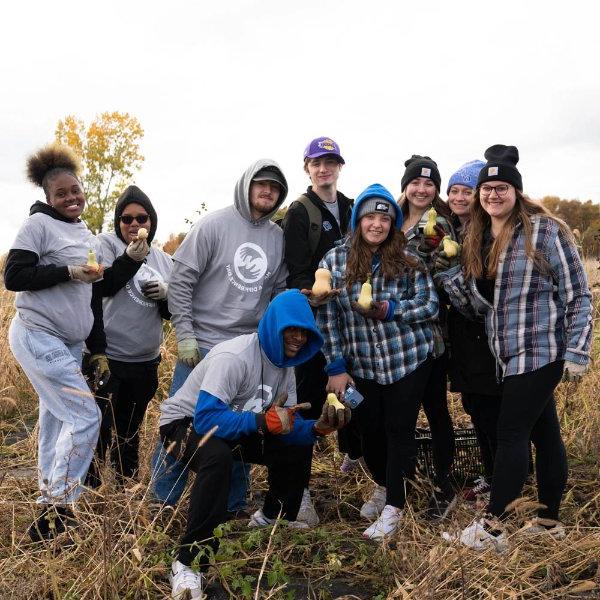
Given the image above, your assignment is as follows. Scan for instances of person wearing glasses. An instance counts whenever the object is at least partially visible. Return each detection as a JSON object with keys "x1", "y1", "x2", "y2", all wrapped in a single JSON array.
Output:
[
  {"x1": 160, "y1": 290, "x2": 350, "y2": 598},
  {"x1": 398, "y1": 156, "x2": 458, "y2": 520},
  {"x1": 436, "y1": 145, "x2": 592, "y2": 551},
  {"x1": 89, "y1": 185, "x2": 173, "y2": 484}
]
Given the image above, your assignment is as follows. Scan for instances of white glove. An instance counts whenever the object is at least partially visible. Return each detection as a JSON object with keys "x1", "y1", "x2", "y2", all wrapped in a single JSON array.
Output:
[
  {"x1": 178, "y1": 338, "x2": 200, "y2": 367},
  {"x1": 562, "y1": 361, "x2": 588, "y2": 383},
  {"x1": 68, "y1": 265, "x2": 104, "y2": 283},
  {"x1": 126, "y1": 238, "x2": 150, "y2": 262},
  {"x1": 142, "y1": 280, "x2": 168, "y2": 300}
]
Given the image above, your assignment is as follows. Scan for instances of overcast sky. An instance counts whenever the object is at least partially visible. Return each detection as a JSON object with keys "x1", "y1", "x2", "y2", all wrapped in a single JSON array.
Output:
[{"x1": 1, "y1": 0, "x2": 599, "y2": 251}]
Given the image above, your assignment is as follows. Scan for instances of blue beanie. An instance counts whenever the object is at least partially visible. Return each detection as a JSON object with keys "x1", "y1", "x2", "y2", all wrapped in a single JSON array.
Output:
[
  {"x1": 446, "y1": 160, "x2": 486, "y2": 194},
  {"x1": 350, "y1": 183, "x2": 403, "y2": 231}
]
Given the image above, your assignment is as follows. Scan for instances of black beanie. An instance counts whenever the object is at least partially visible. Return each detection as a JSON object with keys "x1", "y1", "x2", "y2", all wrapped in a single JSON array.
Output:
[
  {"x1": 477, "y1": 144, "x2": 523, "y2": 191},
  {"x1": 114, "y1": 185, "x2": 158, "y2": 243},
  {"x1": 401, "y1": 155, "x2": 442, "y2": 192}
]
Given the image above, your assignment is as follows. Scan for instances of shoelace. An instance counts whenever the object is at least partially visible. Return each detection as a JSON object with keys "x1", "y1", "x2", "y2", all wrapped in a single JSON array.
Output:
[{"x1": 176, "y1": 567, "x2": 202, "y2": 588}]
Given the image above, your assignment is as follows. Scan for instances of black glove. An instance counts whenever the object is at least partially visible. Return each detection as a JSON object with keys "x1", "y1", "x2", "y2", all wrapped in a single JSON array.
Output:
[
  {"x1": 89, "y1": 353, "x2": 114, "y2": 396},
  {"x1": 314, "y1": 398, "x2": 351, "y2": 436}
]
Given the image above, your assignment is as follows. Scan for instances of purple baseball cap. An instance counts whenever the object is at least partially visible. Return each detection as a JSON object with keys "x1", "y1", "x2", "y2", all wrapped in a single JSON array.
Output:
[{"x1": 303, "y1": 136, "x2": 345, "y2": 164}]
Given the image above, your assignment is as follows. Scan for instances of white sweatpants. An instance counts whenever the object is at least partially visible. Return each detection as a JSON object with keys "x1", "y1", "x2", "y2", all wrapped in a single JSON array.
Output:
[{"x1": 9, "y1": 316, "x2": 100, "y2": 504}]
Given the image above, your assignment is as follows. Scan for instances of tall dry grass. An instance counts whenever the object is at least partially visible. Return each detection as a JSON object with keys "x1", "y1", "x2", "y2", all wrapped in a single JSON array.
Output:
[{"x1": 0, "y1": 262, "x2": 599, "y2": 599}]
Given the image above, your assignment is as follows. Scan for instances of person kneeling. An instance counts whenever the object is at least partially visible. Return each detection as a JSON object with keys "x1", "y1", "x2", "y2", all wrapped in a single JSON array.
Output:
[{"x1": 158, "y1": 289, "x2": 350, "y2": 599}]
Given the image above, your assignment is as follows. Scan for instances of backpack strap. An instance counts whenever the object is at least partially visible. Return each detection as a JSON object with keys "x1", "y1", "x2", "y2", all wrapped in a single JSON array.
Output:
[{"x1": 284, "y1": 194, "x2": 322, "y2": 258}]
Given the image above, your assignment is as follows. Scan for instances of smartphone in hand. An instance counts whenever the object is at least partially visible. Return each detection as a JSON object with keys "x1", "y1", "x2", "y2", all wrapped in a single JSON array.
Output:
[{"x1": 344, "y1": 385, "x2": 364, "y2": 409}]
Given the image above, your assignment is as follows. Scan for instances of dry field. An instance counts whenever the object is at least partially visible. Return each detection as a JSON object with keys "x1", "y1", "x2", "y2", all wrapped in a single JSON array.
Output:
[{"x1": 0, "y1": 261, "x2": 599, "y2": 599}]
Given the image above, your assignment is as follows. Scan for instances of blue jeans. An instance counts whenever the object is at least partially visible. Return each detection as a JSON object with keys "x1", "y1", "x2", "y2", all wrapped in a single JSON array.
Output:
[{"x1": 150, "y1": 358, "x2": 250, "y2": 511}]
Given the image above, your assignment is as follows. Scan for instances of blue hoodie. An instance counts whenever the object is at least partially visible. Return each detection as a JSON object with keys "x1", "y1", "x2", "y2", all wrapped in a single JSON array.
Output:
[
  {"x1": 193, "y1": 290, "x2": 324, "y2": 444},
  {"x1": 350, "y1": 183, "x2": 403, "y2": 232}
]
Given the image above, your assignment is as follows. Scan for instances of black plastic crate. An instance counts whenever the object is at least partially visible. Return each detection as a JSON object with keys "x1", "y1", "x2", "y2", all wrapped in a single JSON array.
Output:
[{"x1": 416, "y1": 426, "x2": 485, "y2": 484}]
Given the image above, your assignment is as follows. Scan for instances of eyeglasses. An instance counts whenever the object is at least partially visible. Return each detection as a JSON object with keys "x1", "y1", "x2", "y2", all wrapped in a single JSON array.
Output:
[
  {"x1": 120, "y1": 214, "x2": 149, "y2": 225},
  {"x1": 480, "y1": 184, "x2": 510, "y2": 197}
]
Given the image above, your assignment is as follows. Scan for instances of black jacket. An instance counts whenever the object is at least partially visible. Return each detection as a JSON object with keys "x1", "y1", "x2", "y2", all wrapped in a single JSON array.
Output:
[
  {"x1": 283, "y1": 187, "x2": 353, "y2": 290},
  {"x1": 447, "y1": 305, "x2": 501, "y2": 396}
]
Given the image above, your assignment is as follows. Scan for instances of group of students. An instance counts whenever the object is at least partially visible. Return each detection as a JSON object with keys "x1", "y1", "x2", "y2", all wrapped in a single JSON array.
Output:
[{"x1": 5, "y1": 137, "x2": 592, "y2": 599}]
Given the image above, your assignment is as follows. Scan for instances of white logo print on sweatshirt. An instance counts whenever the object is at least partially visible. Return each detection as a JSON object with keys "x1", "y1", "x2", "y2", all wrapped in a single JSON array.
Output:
[
  {"x1": 226, "y1": 242, "x2": 272, "y2": 292},
  {"x1": 233, "y1": 243, "x2": 267, "y2": 282}
]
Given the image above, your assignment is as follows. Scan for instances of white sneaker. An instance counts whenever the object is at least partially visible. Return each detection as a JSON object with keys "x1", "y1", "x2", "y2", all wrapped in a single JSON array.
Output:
[
  {"x1": 360, "y1": 485, "x2": 386, "y2": 520},
  {"x1": 247, "y1": 509, "x2": 309, "y2": 529},
  {"x1": 170, "y1": 560, "x2": 205, "y2": 599},
  {"x1": 443, "y1": 518, "x2": 508, "y2": 553},
  {"x1": 296, "y1": 488, "x2": 319, "y2": 527},
  {"x1": 363, "y1": 504, "x2": 403, "y2": 540},
  {"x1": 519, "y1": 518, "x2": 566, "y2": 540}
]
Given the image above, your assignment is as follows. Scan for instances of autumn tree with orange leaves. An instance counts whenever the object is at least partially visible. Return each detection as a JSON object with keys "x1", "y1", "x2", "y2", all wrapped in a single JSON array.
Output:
[{"x1": 55, "y1": 112, "x2": 144, "y2": 234}]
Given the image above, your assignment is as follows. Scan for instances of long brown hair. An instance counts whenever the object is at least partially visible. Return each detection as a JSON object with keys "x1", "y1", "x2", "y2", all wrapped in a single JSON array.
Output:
[
  {"x1": 398, "y1": 191, "x2": 453, "y2": 222},
  {"x1": 345, "y1": 224, "x2": 421, "y2": 290},
  {"x1": 462, "y1": 189, "x2": 573, "y2": 279}
]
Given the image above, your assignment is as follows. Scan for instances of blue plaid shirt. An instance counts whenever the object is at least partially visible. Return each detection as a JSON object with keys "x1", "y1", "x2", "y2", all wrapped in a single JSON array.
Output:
[
  {"x1": 435, "y1": 215, "x2": 592, "y2": 378},
  {"x1": 317, "y1": 243, "x2": 439, "y2": 385}
]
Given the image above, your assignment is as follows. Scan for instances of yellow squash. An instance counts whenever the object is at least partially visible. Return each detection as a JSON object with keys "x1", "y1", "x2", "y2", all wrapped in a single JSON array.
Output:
[
  {"x1": 356, "y1": 278, "x2": 373, "y2": 309},
  {"x1": 87, "y1": 249, "x2": 99, "y2": 271},
  {"x1": 441, "y1": 236, "x2": 460, "y2": 258},
  {"x1": 423, "y1": 207, "x2": 438, "y2": 236},
  {"x1": 326, "y1": 392, "x2": 345, "y2": 410},
  {"x1": 312, "y1": 268, "x2": 332, "y2": 296}
]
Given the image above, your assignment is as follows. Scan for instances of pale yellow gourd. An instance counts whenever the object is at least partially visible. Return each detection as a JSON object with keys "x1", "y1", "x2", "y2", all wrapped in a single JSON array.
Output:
[
  {"x1": 87, "y1": 249, "x2": 99, "y2": 271},
  {"x1": 326, "y1": 392, "x2": 345, "y2": 410},
  {"x1": 137, "y1": 227, "x2": 148, "y2": 240},
  {"x1": 423, "y1": 207, "x2": 438, "y2": 236},
  {"x1": 441, "y1": 236, "x2": 460, "y2": 258},
  {"x1": 312, "y1": 268, "x2": 332, "y2": 296},
  {"x1": 357, "y1": 279, "x2": 373, "y2": 309}
]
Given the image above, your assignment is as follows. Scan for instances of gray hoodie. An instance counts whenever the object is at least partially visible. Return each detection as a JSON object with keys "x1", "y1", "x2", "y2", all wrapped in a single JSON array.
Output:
[{"x1": 168, "y1": 159, "x2": 289, "y2": 349}]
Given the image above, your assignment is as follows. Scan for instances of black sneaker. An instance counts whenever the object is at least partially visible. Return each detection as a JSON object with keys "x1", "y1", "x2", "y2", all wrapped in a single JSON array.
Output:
[
  {"x1": 28, "y1": 505, "x2": 77, "y2": 543},
  {"x1": 426, "y1": 486, "x2": 457, "y2": 521}
]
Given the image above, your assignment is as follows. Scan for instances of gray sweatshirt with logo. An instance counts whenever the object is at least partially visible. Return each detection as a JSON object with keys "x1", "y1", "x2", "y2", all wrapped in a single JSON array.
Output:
[
  {"x1": 168, "y1": 159, "x2": 289, "y2": 349},
  {"x1": 98, "y1": 232, "x2": 173, "y2": 362}
]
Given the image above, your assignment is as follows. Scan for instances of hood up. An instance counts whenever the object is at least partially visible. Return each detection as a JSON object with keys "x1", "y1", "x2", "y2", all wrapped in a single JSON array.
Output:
[
  {"x1": 114, "y1": 185, "x2": 158, "y2": 243},
  {"x1": 258, "y1": 289, "x2": 323, "y2": 368},
  {"x1": 234, "y1": 159, "x2": 288, "y2": 223}
]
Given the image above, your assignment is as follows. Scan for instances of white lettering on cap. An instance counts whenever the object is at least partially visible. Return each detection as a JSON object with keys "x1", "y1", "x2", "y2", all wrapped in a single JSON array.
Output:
[
  {"x1": 488, "y1": 166, "x2": 499, "y2": 176},
  {"x1": 375, "y1": 202, "x2": 389, "y2": 212},
  {"x1": 421, "y1": 168, "x2": 431, "y2": 177}
]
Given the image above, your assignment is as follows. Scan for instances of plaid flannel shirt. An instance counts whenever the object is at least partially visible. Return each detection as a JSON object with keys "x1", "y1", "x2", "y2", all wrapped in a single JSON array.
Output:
[
  {"x1": 317, "y1": 243, "x2": 438, "y2": 385},
  {"x1": 404, "y1": 211, "x2": 456, "y2": 357},
  {"x1": 435, "y1": 215, "x2": 592, "y2": 378}
]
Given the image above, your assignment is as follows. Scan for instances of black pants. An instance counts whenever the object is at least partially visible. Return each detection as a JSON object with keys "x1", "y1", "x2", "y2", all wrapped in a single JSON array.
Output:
[
  {"x1": 89, "y1": 358, "x2": 159, "y2": 483},
  {"x1": 353, "y1": 358, "x2": 432, "y2": 509},
  {"x1": 296, "y1": 351, "x2": 363, "y2": 462},
  {"x1": 160, "y1": 418, "x2": 312, "y2": 569},
  {"x1": 461, "y1": 392, "x2": 502, "y2": 478},
  {"x1": 421, "y1": 352, "x2": 455, "y2": 487},
  {"x1": 488, "y1": 360, "x2": 567, "y2": 520}
]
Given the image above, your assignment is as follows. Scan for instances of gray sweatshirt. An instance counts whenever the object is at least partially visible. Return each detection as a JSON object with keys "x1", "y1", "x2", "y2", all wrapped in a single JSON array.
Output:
[
  {"x1": 168, "y1": 159, "x2": 289, "y2": 349},
  {"x1": 11, "y1": 213, "x2": 103, "y2": 344},
  {"x1": 98, "y1": 232, "x2": 173, "y2": 362}
]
